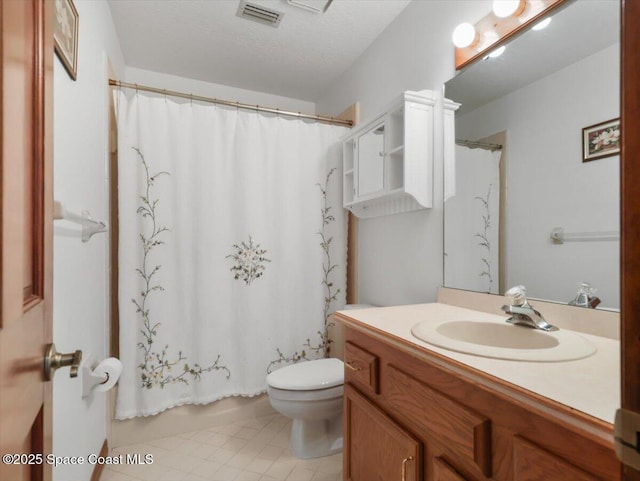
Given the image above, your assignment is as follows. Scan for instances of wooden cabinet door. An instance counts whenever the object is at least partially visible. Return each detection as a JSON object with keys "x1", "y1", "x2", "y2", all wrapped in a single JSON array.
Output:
[
  {"x1": 433, "y1": 457, "x2": 472, "y2": 481},
  {"x1": 0, "y1": 1, "x2": 54, "y2": 481},
  {"x1": 344, "y1": 384, "x2": 421, "y2": 481},
  {"x1": 513, "y1": 436, "x2": 600, "y2": 481}
]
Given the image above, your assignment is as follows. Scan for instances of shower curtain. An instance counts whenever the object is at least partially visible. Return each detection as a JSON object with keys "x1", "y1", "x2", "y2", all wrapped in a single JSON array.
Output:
[
  {"x1": 115, "y1": 89, "x2": 347, "y2": 419},
  {"x1": 444, "y1": 145, "x2": 501, "y2": 294}
]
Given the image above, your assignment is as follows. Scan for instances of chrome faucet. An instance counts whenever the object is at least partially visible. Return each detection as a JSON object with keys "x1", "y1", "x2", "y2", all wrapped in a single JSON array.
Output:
[
  {"x1": 501, "y1": 285, "x2": 557, "y2": 332},
  {"x1": 568, "y1": 282, "x2": 601, "y2": 309}
]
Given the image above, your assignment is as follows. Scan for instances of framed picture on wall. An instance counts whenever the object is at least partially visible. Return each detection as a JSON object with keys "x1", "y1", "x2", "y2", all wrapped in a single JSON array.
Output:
[
  {"x1": 582, "y1": 118, "x2": 620, "y2": 162},
  {"x1": 54, "y1": 0, "x2": 79, "y2": 80}
]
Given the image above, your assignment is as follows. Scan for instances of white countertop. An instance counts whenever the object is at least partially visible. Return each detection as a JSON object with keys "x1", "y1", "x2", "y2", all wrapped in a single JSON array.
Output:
[{"x1": 337, "y1": 302, "x2": 619, "y2": 425}]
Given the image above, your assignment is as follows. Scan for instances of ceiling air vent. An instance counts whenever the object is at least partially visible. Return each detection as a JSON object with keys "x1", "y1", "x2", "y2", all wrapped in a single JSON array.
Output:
[
  {"x1": 237, "y1": 1, "x2": 284, "y2": 27},
  {"x1": 287, "y1": 0, "x2": 334, "y2": 14}
]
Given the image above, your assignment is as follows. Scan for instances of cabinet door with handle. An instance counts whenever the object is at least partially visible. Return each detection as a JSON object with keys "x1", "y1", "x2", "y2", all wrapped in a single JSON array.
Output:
[
  {"x1": 356, "y1": 122, "x2": 385, "y2": 198},
  {"x1": 344, "y1": 384, "x2": 421, "y2": 481}
]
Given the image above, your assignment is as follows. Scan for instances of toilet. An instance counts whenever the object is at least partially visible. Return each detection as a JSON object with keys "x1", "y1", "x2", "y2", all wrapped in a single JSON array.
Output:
[
  {"x1": 266, "y1": 357, "x2": 344, "y2": 459},
  {"x1": 266, "y1": 304, "x2": 375, "y2": 459}
]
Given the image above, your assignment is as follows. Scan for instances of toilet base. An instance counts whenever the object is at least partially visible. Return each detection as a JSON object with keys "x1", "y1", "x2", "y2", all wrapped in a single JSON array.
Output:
[{"x1": 289, "y1": 413, "x2": 343, "y2": 459}]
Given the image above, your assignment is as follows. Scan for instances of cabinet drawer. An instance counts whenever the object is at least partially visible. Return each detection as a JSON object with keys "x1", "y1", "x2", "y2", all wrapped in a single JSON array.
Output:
[
  {"x1": 386, "y1": 365, "x2": 491, "y2": 477},
  {"x1": 513, "y1": 436, "x2": 600, "y2": 481},
  {"x1": 344, "y1": 341, "x2": 379, "y2": 394}
]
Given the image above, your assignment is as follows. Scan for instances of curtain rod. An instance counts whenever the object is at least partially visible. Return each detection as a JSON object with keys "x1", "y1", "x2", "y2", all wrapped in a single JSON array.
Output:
[
  {"x1": 108, "y1": 79, "x2": 353, "y2": 127},
  {"x1": 456, "y1": 138, "x2": 503, "y2": 151}
]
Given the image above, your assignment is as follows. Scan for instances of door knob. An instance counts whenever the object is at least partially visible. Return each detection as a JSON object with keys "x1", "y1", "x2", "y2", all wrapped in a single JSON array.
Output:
[{"x1": 44, "y1": 343, "x2": 82, "y2": 381}]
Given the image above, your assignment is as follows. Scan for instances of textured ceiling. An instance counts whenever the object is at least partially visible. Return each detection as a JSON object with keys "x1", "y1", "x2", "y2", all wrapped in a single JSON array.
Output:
[{"x1": 108, "y1": 0, "x2": 412, "y2": 101}]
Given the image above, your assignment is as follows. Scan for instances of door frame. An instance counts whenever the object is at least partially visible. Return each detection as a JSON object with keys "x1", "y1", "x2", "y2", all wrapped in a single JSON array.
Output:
[{"x1": 621, "y1": 0, "x2": 640, "y2": 478}]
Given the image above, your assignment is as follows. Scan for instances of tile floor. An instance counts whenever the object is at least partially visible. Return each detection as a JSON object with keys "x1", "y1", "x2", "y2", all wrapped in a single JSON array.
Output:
[{"x1": 102, "y1": 413, "x2": 343, "y2": 481}]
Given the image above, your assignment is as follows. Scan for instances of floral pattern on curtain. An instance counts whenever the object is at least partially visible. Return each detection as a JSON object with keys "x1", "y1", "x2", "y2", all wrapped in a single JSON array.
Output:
[
  {"x1": 444, "y1": 145, "x2": 502, "y2": 294},
  {"x1": 115, "y1": 89, "x2": 347, "y2": 418}
]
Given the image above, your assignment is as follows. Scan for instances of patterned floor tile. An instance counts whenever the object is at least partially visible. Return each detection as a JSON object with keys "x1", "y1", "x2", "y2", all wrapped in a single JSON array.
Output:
[{"x1": 103, "y1": 413, "x2": 343, "y2": 481}]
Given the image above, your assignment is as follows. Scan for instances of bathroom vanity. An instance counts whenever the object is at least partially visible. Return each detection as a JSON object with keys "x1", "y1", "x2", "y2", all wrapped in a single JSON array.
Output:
[{"x1": 335, "y1": 303, "x2": 619, "y2": 481}]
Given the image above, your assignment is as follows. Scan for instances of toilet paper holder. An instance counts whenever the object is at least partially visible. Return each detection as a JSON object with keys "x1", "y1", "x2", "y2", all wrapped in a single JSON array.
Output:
[{"x1": 81, "y1": 355, "x2": 121, "y2": 399}]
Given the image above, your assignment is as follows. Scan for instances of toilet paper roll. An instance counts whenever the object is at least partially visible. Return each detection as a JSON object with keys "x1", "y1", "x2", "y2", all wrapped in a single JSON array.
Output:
[{"x1": 92, "y1": 357, "x2": 123, "y2": 392}]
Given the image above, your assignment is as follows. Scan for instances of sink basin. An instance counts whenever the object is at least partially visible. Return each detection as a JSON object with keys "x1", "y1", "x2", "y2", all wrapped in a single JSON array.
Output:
[{"x1": 411, "y1": 319, "x2": 596, "y2": 362}]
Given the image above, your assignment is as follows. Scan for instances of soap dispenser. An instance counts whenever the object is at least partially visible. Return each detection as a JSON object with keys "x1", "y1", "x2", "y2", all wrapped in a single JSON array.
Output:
[{"x1": 568, "y1": 282, "x2": 601, "y2": 308}]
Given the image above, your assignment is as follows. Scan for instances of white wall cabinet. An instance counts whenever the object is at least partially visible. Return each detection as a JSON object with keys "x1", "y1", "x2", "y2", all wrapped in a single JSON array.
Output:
[{"x1": 343, "y1": 90, "x2": 455, "y2": 218}]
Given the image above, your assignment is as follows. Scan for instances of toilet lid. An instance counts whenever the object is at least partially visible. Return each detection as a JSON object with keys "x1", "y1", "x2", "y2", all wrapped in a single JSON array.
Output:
[{"x1": 266, "y1": 358, "x2": 344, "y2": 390}]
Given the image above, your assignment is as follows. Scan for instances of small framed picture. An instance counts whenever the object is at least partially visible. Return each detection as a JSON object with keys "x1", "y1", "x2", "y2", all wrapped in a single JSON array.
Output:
[
  {"x1": 54, "y1": 0, "x2": 79, "y2": 80},
  {"x1": 582, "y1": 118, "x2": 620, "y2": 162}
]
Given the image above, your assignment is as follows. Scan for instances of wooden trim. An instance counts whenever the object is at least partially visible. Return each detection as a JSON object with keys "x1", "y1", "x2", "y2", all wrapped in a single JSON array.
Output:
[
  {"x1": 90, "y1": 440, "x2": 109, "y2": 481},
  {"x1": 346, "y1": 213, "x2": 358, "y2": 304},
  {"x1": 42, "y1": 1, "x2": 54, "y2": 479},
  {"x1": 455, "y1": 0, "x2": 567, "y2": 70},
  {"x1": 31, "y1": 407, "x2": 45, "y2": 481},
  {"x1": 337, "y1": 103, "x2": 360, "y2": 305},
  {"x1": 29, "y1": 0, "x2": 46, "y2": 305},
  {"x1": 336, "y1": 103, "x2": 359, "y2": 125},
  {"x1": 433, "y1": 457, "x2": 468, "y2": 481},
  {"x1": 0, "y1": 1, "x2": 3, "y2": 328},
  {"x1": 109, "y1": 70, "x2": 119, "y2": 359},
  {"x1": 513, "y1": 435, "x2": 600, "y2": 481},
  {"x1": 621, "y1": 0, "x2": 640, "y2": 478}
]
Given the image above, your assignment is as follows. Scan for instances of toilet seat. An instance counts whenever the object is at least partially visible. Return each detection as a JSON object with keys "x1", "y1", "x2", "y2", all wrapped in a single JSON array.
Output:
[
  {"x1": 267, "y1": 384, "x2": 343, "y2": 401},
  {"x1": 265, "y1": 357, "x2": 345, "y2": 459},
  {"x1": 266, "y1": 358, "x2": 344, "y2": 391}
]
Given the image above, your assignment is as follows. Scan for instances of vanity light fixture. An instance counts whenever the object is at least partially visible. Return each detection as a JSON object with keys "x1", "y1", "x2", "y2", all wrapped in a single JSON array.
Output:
[
  {"x1": 492, "y1": 0, "x2": 527, "y2": 18},
  {"x1": 532, "y1": 17, "x2": 552, "y2": 30},
  {"x1": 454, "y1": 0, "x2": 563, "y2": 70},
  {"x1": 483, "y1": 45, "x2": 506, "y2": 60},
  {"x1": 487, "y1": 45, "x2": 506, "y2": 58},
  {"x1": 452, "y1": 23, "x2": 478, "y2": 49}
]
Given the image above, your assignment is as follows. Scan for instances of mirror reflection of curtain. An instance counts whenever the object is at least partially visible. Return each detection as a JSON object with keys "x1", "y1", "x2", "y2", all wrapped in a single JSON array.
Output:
[{"x1": 445, "y1": 146, "x2": 501, "y2": 294}]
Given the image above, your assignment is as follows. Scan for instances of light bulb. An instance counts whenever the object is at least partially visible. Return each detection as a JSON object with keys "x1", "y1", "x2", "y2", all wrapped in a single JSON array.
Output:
[
  {"x1": 532, "y1": 17, "x2": 552, "y2": 31},
  {"x1": 493, "y1": 0, "x2": 525, "y2": 18},
  {"x1": 452, "y1": 23, "x2": 477, "y2": 48},
  {"x1": 488, "y1": 46, "x2": 506, "y2": 58}
]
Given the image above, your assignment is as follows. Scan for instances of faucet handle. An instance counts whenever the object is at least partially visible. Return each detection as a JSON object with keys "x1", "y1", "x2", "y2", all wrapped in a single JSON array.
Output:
[
  {"x1": 505, "y1": 285, "x2": 527, "y2": 306},
  {"x1": 569, "y1": 282, "x2": 601, "y2": 308}
]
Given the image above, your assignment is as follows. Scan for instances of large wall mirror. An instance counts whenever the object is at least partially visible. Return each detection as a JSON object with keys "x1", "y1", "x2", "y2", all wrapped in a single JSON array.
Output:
[{"x1": 444, "y1": 0, "x2": 620, "y2": 310}]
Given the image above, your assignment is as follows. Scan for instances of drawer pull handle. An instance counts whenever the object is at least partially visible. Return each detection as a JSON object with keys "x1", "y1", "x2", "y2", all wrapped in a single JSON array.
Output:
[
  {"x1": 401, "y1": 456, "x2": 413, "y2": 481},
  {"x1": 345, "y1": 361, "x2": 362, "y2": 372}
]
